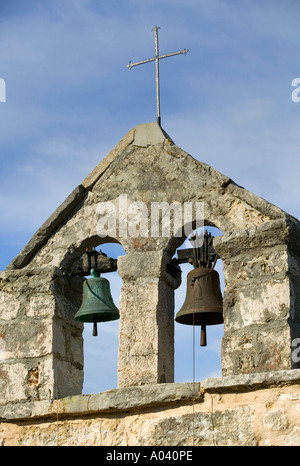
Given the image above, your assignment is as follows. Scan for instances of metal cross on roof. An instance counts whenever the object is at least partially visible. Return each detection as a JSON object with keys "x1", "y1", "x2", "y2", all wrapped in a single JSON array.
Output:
[{"x1": 127, "y1": 26, "x2": 189, "y2": 127}]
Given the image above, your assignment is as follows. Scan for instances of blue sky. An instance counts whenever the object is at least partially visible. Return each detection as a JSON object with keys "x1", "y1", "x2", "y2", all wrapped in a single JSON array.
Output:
[{"x1": 0, "y1": 0, "x2": 300, "y2": 393}]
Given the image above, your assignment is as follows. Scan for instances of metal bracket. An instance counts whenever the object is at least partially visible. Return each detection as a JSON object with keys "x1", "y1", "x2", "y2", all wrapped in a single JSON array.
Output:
[
  {"x1": 70, "y1": 248, "x2": 118, "y2": 277},
  {"x1": 176, "y1": 230, "x2": 219, "y2": 269}
]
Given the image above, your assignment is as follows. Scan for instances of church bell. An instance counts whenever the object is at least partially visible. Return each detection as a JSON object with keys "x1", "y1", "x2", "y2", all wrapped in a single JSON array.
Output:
[
  {"x1": 175, "y1": 231, "x2": 223, "y2": 346},
  {"x1": 175, "y1": 267, "x2": 223, "y2": 346},
  {"x1": 74, "y1": 271, "x2": 119, "y2": 336},
  {"x1": 73, "y1": 250, "x2": 119, "y2": 336}
]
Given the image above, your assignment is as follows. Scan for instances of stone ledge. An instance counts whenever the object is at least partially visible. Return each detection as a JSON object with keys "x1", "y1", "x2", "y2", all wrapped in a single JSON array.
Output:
[
  {"x1": 214, "y1": 217, "x2": 300, "y2": 260},
  {"x1": 202, "y1": 368, "x2": 300, "y2": 393},
  {"x1": 0, "y1": 382, "x2": 201, "y2": 421},
  {"x1": 1, "y1": 370, "x2": 300, "y2": 422},
  {"x1": 58, "y1": 382, "x2": 201, "y2": 418}
]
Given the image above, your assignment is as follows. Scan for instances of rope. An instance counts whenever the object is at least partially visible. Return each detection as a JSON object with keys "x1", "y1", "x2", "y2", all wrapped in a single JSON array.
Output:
[{"x1": 192, "y1": 310, "x2": 196, "y2": 446}]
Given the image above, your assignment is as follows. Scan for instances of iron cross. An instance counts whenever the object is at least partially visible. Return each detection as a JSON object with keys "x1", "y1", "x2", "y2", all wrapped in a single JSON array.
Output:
[{"x1": 127, "y1": 26, "x2": 189, "y2": 126}]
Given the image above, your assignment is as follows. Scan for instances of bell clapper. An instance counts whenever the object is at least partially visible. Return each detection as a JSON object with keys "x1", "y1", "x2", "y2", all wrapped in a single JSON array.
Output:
[
  {"x1": 200, "y1": 325, "x2": 207, "y2": 347},
  {"x1": 89, "y1": 269, "x2": 100, "y2": 336},
  {"x1": 93, "y1": 314, "x2": 98, "y2": 336}
]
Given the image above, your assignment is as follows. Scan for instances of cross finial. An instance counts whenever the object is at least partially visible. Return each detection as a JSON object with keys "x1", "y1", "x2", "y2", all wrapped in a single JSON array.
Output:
[{"x1": 127, "y1": 26, "x2": 189, "y2": 127}]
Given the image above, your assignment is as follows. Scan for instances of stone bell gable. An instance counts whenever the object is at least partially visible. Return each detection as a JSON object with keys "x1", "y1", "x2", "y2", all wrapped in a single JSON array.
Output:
[
  {"x1": 6, "y1": 122, "x2": 293, "y2": 273},
  {"x1": 1, "y1": 122, "x2": 300, "y2": 443}
]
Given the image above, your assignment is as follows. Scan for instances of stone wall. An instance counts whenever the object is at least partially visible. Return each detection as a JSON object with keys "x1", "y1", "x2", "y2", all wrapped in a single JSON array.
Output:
[
  {"x1": 0, "y1": 267, "x2": 84, "y2": 405},
  {"x1": 1, "y1": 370, "x2": 300, "y2": 446},
  {"x1": 215, "y1": 218, "x2": 300, "y2": 375},
  {"x1": 1, "y1": 122, "x2": 300, "y2": 446}
]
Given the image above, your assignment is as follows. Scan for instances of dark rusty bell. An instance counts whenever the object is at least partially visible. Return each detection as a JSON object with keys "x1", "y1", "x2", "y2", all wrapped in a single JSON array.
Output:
[
  {"x1": 74, "y1": 270, "x2": 119, "y2": 336},
  {"x1": 175, "y1": 267, "x2": 223, "y2": 346}
]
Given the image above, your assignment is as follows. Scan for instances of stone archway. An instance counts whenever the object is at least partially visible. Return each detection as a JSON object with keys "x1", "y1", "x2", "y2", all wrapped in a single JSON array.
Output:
[
  {"x1": 173, "y1": 225, "x2": 225, "y2": 383},
  {"x1": 81, "y1": 242, "x2": 125, "y2": 394},
  {"x1": 52, "y1": 235, "x2": 127, "y2": 396},
  {"x1": 1, "y1": 122, "x2": 300, "y2": 411}
]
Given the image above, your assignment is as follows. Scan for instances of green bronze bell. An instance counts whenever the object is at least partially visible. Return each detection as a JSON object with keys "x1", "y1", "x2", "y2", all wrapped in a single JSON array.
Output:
[{"x1": 74, "y1": 269, "x2": 119, "y2": 336}]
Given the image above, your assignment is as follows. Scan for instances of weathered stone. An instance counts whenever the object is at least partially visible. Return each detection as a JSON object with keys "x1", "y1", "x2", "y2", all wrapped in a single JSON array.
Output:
[
  {"x1": 27, "y1": 295, "x2": 55, "y2": 318},
  {"x1": 82, "y1": 128, "x2": 135, "y2": 190},
  {"x1": 0, "y1": 266, "x2": 83, "y2": 403},
  {"x1": 0, "y1": 362, "x2": 29, "y2": 404},
  {"x1": 0, "y1": 357, "x2": 55, "y2": 406},
  {"x1": 0, "y1": 292, "x2": 21, "y2": 320},
  {"x1": 61, "y1": 382, "x2": 201, "y2": 416},
  {"x1": 1, "y1": 371, "x2": 300, "y2": 445},
  {"x1": 4, "y1": 319, "x2": 52, "y2": 359},
  {"x1": 226, "y1": 183, "x2": 287, "y2": 222},
  {"x1": 201, "y1": 368, "x2": 300, "y2": 393},
  {"x1": 117, "y1": 250, "x2": 181, "y2": 289},
  {"x1": 214, "y1": 219, "x2": 290, "y2": 260},
  {"x1": 284, "y1": 426, "x2": 300, "y2": 445},
  {"x1": 221, "y1": 322, "x2": 293, "y2": 376},
  {"x1": 117, "y1": 276, "x2": 174, "y2": 387},
  {"x1": 263, "y1": 408, "x2": 289, "y2": 430},
  {"x1": 132, "y1": 122, "x2": 172, "y2": 147},
  {"x1": 223, "y1": 280, "x2": 290, "y2": 330}
]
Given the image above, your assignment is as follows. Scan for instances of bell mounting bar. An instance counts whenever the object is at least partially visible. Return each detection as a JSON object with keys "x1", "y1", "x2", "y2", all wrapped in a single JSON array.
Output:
[
  {"x1": 176, "y1": 231, "x2": 218, "y2": 269},
  {"x1": 70, "y1": 248, "x2": 117, "y2": 277}
]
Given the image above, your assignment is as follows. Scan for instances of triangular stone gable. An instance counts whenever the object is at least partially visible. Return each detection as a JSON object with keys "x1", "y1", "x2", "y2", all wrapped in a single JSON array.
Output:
[{"x1": 7, "y1": 122, "x2": 298, "y2": 271}]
